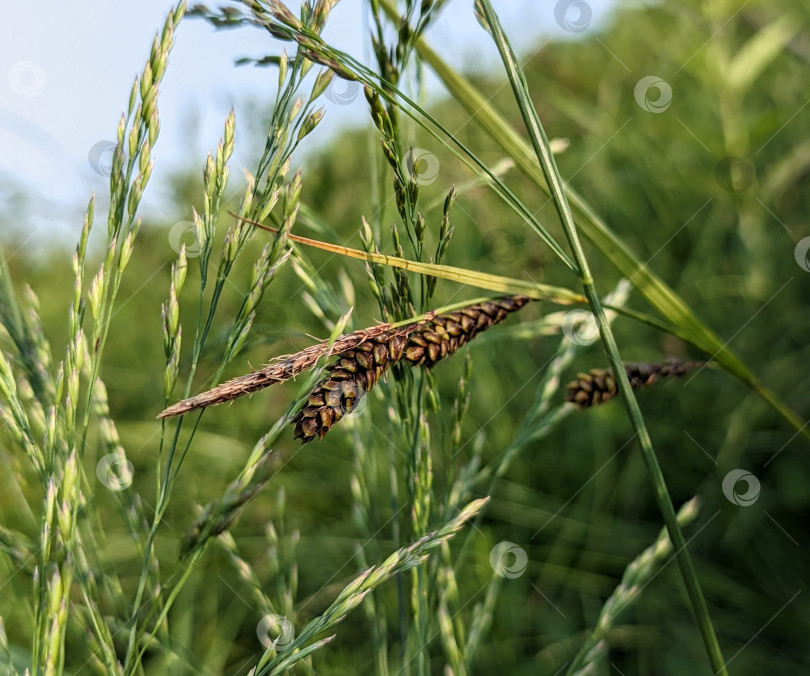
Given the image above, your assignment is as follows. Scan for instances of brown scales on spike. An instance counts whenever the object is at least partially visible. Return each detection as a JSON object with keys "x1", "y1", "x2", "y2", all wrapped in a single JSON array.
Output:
[
  {"x1": 158, "y1": 294, "x2": 533, "y2": 444},
  {"x1": 156, "y1": 322, "x2": 421, "y2": 419},
  {"x1": 292, "y1": 329, "x2": 408, "y2": 442},
  {"x1": 404, "y1": 295, "x2": 531, "y2": 368},
  {"x1": 293, "y1": 295, "x2": 531, "y2": 443},
  {"x1": 565, "y1": 359, "x2": 705, "y2": 409}
]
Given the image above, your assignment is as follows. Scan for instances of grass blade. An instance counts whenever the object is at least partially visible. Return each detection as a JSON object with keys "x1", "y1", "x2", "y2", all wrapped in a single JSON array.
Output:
[
  {"x1": 474, "y1": 2, "x2": 728, "y2": 672},
  {"x1": 238, "y1": 214, "x2": 586, "y2": 304}
]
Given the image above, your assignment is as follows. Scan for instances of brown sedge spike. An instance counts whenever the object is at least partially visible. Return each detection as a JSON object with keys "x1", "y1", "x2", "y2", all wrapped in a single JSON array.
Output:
[
  {"x1": 293, "y1": 295, "x2": 531, "y2": 443},
  {"x1": 565, "y1": 359, "x2": 706, "y2": 409}
]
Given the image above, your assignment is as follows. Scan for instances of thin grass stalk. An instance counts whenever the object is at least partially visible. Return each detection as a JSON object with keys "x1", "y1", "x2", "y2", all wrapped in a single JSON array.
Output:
[
  {"x1": 252, "y1": 497, "x2": 490, "y2": 676},
  {"x1": 125, "y1": 9, "x2": 329, "y2": 657},
  {"x1": 192, "y1": 3, "x2": 576, "y2": 271},
  {"x1": 445, "y1": 282, "x2": 629, "y2": 669},
  {"x1": 474, "y1": 2, "x2": 727, "y2": 673},
  {"x1": 566, "y1": 497, "x2": 702, "y2": 675}
]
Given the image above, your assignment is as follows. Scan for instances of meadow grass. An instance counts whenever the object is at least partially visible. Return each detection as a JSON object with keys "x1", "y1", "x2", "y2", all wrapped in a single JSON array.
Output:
[{"x1": 1, "y1": 0, "x2": 808, "y2": 674}]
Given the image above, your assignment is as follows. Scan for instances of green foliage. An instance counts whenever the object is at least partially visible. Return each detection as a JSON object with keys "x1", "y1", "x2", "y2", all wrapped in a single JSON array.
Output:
[{"x1": 1, "y1": 0, "x2": 809, "y2": 674}]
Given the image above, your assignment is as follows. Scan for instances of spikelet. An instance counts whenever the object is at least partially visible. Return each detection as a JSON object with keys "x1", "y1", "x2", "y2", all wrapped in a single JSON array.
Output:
[
  {"x1": 293, "y1": 295, "x2": 531, "y2": 443},
  {"x1": 404, "y1": 295, "x2": 531, "y2": 368},
  {"x1": 565, "y1": 359, "x2": 704, "y2": 409},
  {"x1": 292, "y1": 328, "x2": 409, "y2": 442},
  {"x1": 157, "y1": 322, "x2": 420, "y2": 419}
]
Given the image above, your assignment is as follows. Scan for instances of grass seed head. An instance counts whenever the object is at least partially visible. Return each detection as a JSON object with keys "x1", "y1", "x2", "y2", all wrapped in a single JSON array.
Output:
[
  {"x1": 294, "y1": 295, "x2": 531, "y2": 443},
  {"x1": 565, "y1": 359, "x2": 704, "y2": 409}
]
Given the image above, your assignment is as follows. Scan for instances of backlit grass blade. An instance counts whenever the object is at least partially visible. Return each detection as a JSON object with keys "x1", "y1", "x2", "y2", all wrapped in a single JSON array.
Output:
[{"x1": 236, "y1": 214, "x2": 586, "y2": 305}]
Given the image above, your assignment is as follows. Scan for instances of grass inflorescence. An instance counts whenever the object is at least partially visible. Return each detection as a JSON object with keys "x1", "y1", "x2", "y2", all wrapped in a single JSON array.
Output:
[{"x1": 0, "y1": 0, "x2": 806, "y2": 674}]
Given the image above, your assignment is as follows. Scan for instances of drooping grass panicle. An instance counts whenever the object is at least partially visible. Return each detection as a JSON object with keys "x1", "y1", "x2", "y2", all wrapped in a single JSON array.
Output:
[
  {"x1": 292, "y1": 325, "x2": 414, "y2": 443},
  {"x1": 159, "y1": 295, "x2": 530, "y2": 444},
  {"x1": 158, "y1": 320, "x2": 422, "y2": 418}
]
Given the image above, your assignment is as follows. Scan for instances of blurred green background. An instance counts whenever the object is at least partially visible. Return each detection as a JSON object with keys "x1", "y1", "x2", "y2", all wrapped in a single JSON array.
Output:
[{"x1": 2, "y1": 0, "x2": 809, "y2": 673}]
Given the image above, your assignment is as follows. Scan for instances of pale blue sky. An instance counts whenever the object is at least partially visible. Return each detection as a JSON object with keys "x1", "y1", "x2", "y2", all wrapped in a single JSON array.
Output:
[{"x1": 1, "y1": 1, "x2": 614, "y2": 243}]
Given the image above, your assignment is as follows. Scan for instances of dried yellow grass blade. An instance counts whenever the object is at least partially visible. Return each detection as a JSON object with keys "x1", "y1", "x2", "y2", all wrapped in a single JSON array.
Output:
[{"x1": 233, "y1": 213, "x2": 586, "y2": 305}]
